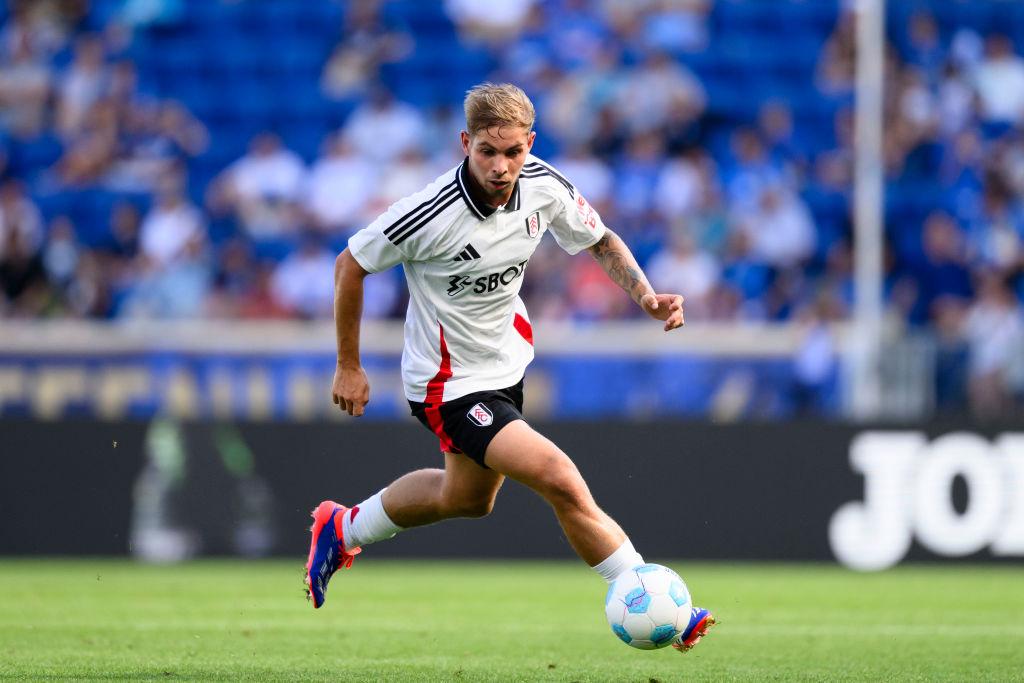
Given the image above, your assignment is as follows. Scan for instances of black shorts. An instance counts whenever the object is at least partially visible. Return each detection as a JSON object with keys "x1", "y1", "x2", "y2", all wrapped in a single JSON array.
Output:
[{"x1": 409, "y1": 378, "x2": 525, "y2": 469}]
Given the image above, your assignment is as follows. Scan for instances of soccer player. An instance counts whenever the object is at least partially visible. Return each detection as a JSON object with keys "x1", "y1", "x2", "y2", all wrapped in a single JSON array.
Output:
[{"x1": 305, "y1": 83, "x2": 714, "y2": 652}]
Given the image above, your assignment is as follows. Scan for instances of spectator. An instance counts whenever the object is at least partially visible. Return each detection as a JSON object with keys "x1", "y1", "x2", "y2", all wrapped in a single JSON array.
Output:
[
  {"x1": 55, "y1": 33, "x2": 108, "y2": 138},
  {"x1": 207, "y1": 132, "x2": 306, "y2": 238},
  {"x1": 139, "y1": 172, "x2": 205, "y2": 269},
  {"x1": 565, "y1": 255, "x2": 631, "y2": 321},
  {"x1": 0, "y1": 32, "x2": 51, "y2": 139},
  {"x1": 540, "y1": 44, "x2": 623, "y2": 146},
  {"x1": 963, "y1": 271, "x2": 1024, "y2": 416},
  {"x1": 791, "y1": 293, "x2": 843, "y2": 414},
  {"x1": 972, "y1": 33, "x2": 1024, "y2": 127},
  {"x1": 903, "y1": 11, "x2": 943, "y2": 76},
  {"x1": 0, "y1": 1, "x2": 69, "y2": 64},
  {"x1": 654, "y1": 147, "x2": 707, "y2": 221},
  {"x1": 269, "y1": 235, "x2": 336, "y2": 319},
  {"x1": 724, "y1": 128, "x2": 785, "y2": 212},
  {"x1": 639, "y1": 0, "x2": 711, "y2": 55},
  {"x1": 42, "y1": 215, "x2": 79, "y2": 292},
  {"x1": 341, "y1": 87, "x2": 425, "y2": 165},
  {"x1": 735, "y1": 186, "x2": 816, "y2": 270},
  {"x1": 816, "y1": 8, "x2": 857, "y2": 96},
  {"x1": 910, "y1": 211, "x2": 973, "y2": 325},
  {"x1": 304, "y1": 134, "x2": 378, "y2": 233},
  {"x1": 445, "y1": 0, "x2": 536, "y2": 42},
  {"x1": 613, "y1": 50, "x2": 705, "y2": 135},
  {"x1": 125, "y1": 172, "x2": 209, "y2": 318},
  {"x1": 50, "y1": 98, "x2": 119, "y2": 186},
  {"x1": 645, "y1": 229, "x2": 719, "y2": 318},
  {"x1": 613, "y1": 132, "x2": 664, "y2": 219},
  {"x1": 104, "y1": 200, "x2": 141, "y2": 261},
  {"x1": 551, "y1": 144, "x2": 614, "y2": 208},
  {"x1": 320, "y1": 1, "x2": 413, "y2": 101},
  {"x1": 720, "y1": 230, "x2": 772, "y2": 316},
  {"x1": 0, "y1": 218, "x2": 48, "y2": 315},
  {"x1": 207, "y1": 238, "x2": 259, "y2": 318},
  {"x1": 0, "y1": 179, "x2": 43, "y2": 259},
  {"x1": 758, "y1": 100, "x2": 805, "y2": 171},
  {"x1": 367, "y1": 148, "x2": 436, "y2": 213},
  {"x1": 937, "y1": 62, "x2": 977, "y2": 140}
]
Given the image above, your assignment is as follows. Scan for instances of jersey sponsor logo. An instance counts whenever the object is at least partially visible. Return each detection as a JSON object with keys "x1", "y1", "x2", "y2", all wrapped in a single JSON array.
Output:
[
  {"x1": 446, "y1": 260, "x2": 529, "y2": 297},
  {"x1": 467, "y1": 402, "x2": 493, "y2": 426},
  {"x1": 447, "y1": 275, "x2": 472, "y2": 296},
  {"x1": 525, "y1": 211, "x2": 541, "y2": 238},
  {"x1": 575, "y1": 194, "x2": 598, "y2": 231}
]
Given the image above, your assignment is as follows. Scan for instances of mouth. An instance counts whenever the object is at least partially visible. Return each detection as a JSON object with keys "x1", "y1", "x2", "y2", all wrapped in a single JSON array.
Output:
[{"x1": 488, "y1": 179, "x2": 510, "y2": 190}]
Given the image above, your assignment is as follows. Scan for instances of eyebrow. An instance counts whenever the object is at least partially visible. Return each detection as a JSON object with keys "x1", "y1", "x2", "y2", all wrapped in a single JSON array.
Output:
[{"x1": 479, "y1": 143, "x2": 524, "y2": 153}]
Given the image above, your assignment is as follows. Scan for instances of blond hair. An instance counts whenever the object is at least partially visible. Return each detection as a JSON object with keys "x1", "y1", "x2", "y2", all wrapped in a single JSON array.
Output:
[{"x1": 464, "y1": 83, "x2": 535, "y2": 136}]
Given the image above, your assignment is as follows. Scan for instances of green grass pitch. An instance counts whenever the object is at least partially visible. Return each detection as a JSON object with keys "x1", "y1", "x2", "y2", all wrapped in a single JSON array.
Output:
[{"x1": 1, "y1": 560, "x2": 1022, "y2": 681}]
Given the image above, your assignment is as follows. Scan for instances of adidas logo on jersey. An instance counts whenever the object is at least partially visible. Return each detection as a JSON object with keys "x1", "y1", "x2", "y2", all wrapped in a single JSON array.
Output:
[{"x1": 453, "y1": 244, "x2": 481, "y2": 262}]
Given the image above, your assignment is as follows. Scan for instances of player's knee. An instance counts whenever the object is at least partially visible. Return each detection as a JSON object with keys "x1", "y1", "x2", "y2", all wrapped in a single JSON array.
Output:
[
  {"x1": 444, "y1": 494, "x2": 496, "y2": 519},
  {"x1": 537, "y1": 461, "x2": 591, "y2": 512}
]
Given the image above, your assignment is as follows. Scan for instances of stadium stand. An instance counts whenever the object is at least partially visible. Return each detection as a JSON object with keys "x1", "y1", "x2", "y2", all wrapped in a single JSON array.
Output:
[{"x1": 1, "y1": 0, "x2": 1023, "y2": 416}]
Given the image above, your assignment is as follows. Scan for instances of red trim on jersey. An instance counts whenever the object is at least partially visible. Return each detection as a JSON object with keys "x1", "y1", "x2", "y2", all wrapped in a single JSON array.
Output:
[
  {"x1": 513, "y1": 313, "x2": 534, "y2": 346},
  {"x1": 424, "y1": 323, "x2": 456, "y2": 453}
]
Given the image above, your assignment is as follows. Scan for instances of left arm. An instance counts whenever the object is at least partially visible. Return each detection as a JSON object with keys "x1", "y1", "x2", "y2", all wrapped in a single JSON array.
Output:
[{"x1": 587, "y1": 228, "x2": 685, "y2": 331}]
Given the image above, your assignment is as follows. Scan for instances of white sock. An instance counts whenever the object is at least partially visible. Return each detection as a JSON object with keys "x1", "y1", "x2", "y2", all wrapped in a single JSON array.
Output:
[
  {"x1": 341, "y1": 489, "x2": 403, "y2": 552},
  {"x1": 592, "y1": 538, "x2": 645, "y2": 583}
]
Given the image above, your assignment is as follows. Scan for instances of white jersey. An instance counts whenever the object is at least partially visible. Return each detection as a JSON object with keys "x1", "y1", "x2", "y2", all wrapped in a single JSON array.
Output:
[{"x1": 348, "y1": 155, "x2": 607, "y2": 403}]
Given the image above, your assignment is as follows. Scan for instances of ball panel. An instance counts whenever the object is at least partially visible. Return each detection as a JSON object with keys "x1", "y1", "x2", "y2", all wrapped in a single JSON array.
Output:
[
  {"x1": 611, "y1": 623, "x2": 632, "y2": 645},
  {"x1": 624, "y1": 587, "x2": 651, "y2": 614},
  {"x1": 669, "y1": 579, "x2": 690, "y2": 607},
  {"x1": 623, "y1": 612, "x2": 655, "y2": 641},
  {"x1": 605, "y1": 600, "x2": 625, "y2": 627},
  {"x1": 639, "y1": 568, "x2": 672, "y2": 594},
  {"x1": 650, "y1": 623, "x2": 678, "y2": 647},
  {"x1": 645, "y1": 593, "x2": 680, "y2": 626}
]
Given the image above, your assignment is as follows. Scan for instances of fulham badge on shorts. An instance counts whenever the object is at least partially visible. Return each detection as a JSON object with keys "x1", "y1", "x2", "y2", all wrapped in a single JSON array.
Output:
[
  {"x1": 525, "y1": 211, "x2": 541, "y2": 238},
  {"x1": 467, "y1": 403, "x2": 493, "y2": 427}
]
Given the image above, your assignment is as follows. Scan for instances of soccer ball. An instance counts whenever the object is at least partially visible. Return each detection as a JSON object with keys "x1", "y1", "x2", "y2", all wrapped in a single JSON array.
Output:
[{"x1": 605, "y1": 563, "x2": 691, "y2": 650}]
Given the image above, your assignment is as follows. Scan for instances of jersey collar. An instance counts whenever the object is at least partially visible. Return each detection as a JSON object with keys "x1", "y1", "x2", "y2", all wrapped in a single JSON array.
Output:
[{"x1": 457, "y1": 157, "x2": 522, "y2": 220}]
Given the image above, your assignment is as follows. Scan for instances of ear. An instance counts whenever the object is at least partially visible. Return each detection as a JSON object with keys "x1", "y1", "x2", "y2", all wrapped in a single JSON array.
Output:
[
  {"x1": 526, "y1": 130, "x2": 536, "y2": 152},
  {"x1": 460, "y1": 131, "x2": 471, "y2": 156}
]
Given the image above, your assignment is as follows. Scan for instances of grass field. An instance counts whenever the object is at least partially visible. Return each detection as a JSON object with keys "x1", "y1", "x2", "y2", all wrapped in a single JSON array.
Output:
[{"x1": 0, "y1": 560, "x2": 1022, "y2": 681}]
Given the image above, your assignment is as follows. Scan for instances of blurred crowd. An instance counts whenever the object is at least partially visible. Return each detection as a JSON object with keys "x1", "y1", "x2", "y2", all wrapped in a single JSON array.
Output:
[{"x1": 1, "y1": 0, "x2": 1023, "y2": 414}]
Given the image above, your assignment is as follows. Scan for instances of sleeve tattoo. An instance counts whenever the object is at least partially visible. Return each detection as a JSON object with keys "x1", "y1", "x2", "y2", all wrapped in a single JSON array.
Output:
[{"x1": 587, "y1": 230, "x2": 652, "y2": 306}]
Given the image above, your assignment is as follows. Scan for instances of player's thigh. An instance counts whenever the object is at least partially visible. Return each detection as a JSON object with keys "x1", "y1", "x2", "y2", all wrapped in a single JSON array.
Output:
[
  {"x1": 442, "y1": 450, "x2": 504, "y2": 505},
  {"x1": 482, "y1": 420, "x2": 584, "y2": 495}
]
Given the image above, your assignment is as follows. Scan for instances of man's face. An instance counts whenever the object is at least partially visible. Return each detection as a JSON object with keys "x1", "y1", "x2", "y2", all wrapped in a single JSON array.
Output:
[{"x1": 461, "y1": 126, "x2": 535, "y2": 206}]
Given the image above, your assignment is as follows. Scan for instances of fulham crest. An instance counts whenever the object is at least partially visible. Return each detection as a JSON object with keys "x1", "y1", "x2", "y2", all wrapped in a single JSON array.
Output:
[
  {"x1": 467, "y1": 403, "x2": 493, "y2": 426},
  {"x1": 525, "y1": 211, "x2": 541, "y2": 238}
]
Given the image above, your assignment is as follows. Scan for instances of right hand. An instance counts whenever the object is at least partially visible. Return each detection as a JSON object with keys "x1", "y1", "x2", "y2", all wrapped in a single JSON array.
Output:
[{"x1": 332, "y1": 364, "x2": 370, "y2": 417}]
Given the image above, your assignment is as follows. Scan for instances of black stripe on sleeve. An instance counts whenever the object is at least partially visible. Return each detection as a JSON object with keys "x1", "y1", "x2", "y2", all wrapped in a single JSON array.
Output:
[
  {"x1": 386, "y1": 185, "x2": 460, "y2": 244},
  {"x1": 391, "y1": 193, "x2": 462, "y2": 246},
  {"x1": 465, "y1": 243, "x2": 481, "y2": 259},
  {"x1": 523, "y1": 160, "x2": 574, "y2": 192},
  {"x1": 383, "y1": 181, "x2": 458, "y2": 238},
  {"x1": 518, "y1": 169, "x2": 575, "y2": 197}
]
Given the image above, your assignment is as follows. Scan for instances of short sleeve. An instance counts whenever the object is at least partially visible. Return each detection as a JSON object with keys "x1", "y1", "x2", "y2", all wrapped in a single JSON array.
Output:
[
  {"x1": 347, "y1": 223, "x2": 404, "y2": 273},
  {"x1": 347, "y1": 200, "x2": 429, "y2": 273},
  {"x1": 547, "y1": 189, "x2": 607, "y2": 256}
]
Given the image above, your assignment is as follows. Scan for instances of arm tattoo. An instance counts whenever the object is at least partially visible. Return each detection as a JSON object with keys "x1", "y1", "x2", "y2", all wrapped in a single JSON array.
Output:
[{"x1": 588, "y1": 230, "x2": 651, "y2": 306}]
